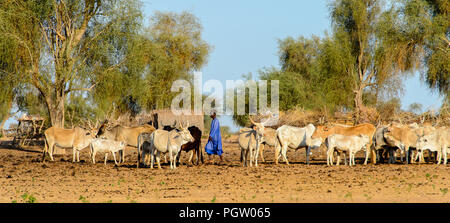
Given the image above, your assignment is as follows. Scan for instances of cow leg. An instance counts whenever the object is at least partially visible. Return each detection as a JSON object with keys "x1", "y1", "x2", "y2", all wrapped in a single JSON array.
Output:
[
  {"x1": 413, "y1": 150, "x2": 420, "y2": 163},
  {"x1": 121, "y1": 149, "x2": 125, "y2": 164},
  {"x1": 336, "y1": 151, "x2": 340, "y2": 166},
  {"x1": 42, "y1": 139, "x2": 48, "y2": 162},
  {"x1": 72, "y1": 149, "x2": 77, "y2": 163},
  {"x1": 172, "y1": 152, "x2": 177, "y2": 169},
  {"x1": 156, "y1": 151, "x2": 162, "y2": 169},
  {"x1": 370, "y1": 144, "x2": 376, "y2": 164},
  {"x1": 150, "y1": 150, "x2": 154, "y2": 169},
  {"x1": 104, "y1": 153, "x2": 108, "y2": 165},
  {"x1": 254, "y1": 144, "x2": 260, "y2": 167},
  {"x1": 188, "y1": 150, "x2": 194, "y2": 165},
  {"x1": 375, "y1": 149, "x2": 381, "y2": 163},
  {"x1": 254, "y1": 144, "x2": 259, "y2": 167},
  {"x1": 327, "y1": 148, "x2": 334, "y2": 166},
  {"x1": 274, "y1": 143, "x2": 281, "y2": 165},
  {"x1": 77, "y1": 150, "x2": 81, "y2": 162},
  {"x1": 348, "y1": 152, "x2": 352, "y2": 167},
  {"x1": 443, "y1": 146, "x2": 447, "y2": 165},
  {"x1": 364, "y1": 147, "x2": 370, "y2": 165},
  {"x1": 281, "y1": 145, "x2": 289, "y2": 165},
  {"x1": 306, "y1": 146, "x2": 311, "y2": 165},
  {"x1": 112, "y1": 151, "x2": 118, "y2": 165},
  {"x1": 343, "y1": 152, "x2": 347, "y2": 166},
  {"x1": 242, "y1": 149, "x2": 247, "y2": 167},
  {"x1": 388, "y1": 148, "x2": 394, "y2": 164},
  {"x1": 92, "y1": 151, "x2": 96, "y2": 164},
  {"x1": 48, "y1": 144, "x2": 55, "y2": 162},
  {"x1": 249, "y1": 147, "x2": 253, "y2": 167},
  {"x1": 141, "y1": 148, "x2": 146, "y2": 167},
  {"x1": 436, "y1": 150, "x2": 442, "y2": 164},
  {"x1": 259, "y1": 144, "x2": 265, "y2": 163}
]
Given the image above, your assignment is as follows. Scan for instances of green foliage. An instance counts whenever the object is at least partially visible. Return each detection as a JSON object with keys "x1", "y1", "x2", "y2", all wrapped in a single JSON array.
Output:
[
  {"x1": 0, "y1": 2, "x2": 211, "y2": 127},
  {"x1": 402, "y1": 0, "x2": 449, "y2": 98},
  {"x1": 21, "y1": 192, "x2": 37, "y2": 203},
  {"x1": 136, "y1": 11, "x2": 212, "y2": 110}
]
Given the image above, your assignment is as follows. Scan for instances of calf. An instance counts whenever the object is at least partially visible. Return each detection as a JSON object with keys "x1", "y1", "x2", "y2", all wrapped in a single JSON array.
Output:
[
  {"x1": 309, "y1": 123, "x2": 376, "y2": 164},
  {"x1": 239, "y1": 127, "x2": 278, "y2": 165},
  {"x1": 96, "y1": 123, "x2": 155, "y2": 164},
  {"x1": 416, "y1": 127, "x2": 449, "y2": 165},
  {"x1": 325, "y1": 134, "x2": 370, "y2": 166},
  {"x1": 90, "y1": 138, "x2": 126, "y2": 165}
]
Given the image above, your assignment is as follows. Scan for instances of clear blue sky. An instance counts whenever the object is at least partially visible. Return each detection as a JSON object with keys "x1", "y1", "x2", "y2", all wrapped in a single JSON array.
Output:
[{"x1": 141, "y1": 0, "x2": 443, "y2": 131}]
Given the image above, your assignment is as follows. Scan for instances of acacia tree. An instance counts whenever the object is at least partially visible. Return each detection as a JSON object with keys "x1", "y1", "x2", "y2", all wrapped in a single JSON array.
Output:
[
  {"x1": 402, "y1": 0, "x2": 449, "y2": 101},
  {"x1": 90, "y1": 11, "x2": 211, "y2": 120},
  {"x1": 0, "y1": 0, "x2": 143, "y2": 128},
  {"x1": 329, "y1": 0, "x2": 424, "y2": 122},
  {"x1": 137, "y1": 11, "x2": 211, "y2": 110}
]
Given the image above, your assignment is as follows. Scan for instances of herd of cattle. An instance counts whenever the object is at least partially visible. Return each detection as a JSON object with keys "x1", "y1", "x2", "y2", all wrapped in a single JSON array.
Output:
[{"x1": 40, "y1": 115, "x2": 449, "y2": 169}]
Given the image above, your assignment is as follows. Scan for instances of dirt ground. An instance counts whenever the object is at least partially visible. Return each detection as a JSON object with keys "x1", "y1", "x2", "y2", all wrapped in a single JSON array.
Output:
[{"x1": 0, "y1": 137, "x2": 449, "y2": 203}]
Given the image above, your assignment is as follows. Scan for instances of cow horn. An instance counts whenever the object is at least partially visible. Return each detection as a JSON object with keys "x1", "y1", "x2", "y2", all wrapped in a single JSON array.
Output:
[
  {"x1": 262, "y1": 112, "x2": 274, "y2": 126},
  {"x1": 179, "y1": 120, "x2": 183, "y2": 129},
  {"x1": 248, "y1": 116, "x2": 256, "y2": 125}
]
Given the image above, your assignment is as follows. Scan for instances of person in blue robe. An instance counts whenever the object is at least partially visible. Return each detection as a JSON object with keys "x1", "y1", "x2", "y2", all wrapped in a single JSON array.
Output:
[{"x1": 204, "y1": 111, "x2": 223, "y2": 163}]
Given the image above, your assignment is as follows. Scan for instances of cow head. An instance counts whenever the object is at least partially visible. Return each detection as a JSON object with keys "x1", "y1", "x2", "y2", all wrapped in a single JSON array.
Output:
[
  {"x1": 358, "y1": 134, "x2": 370, "y2": 148},
  {"x1": 179, "y1": 121, "x2": 194, "y2": 144},
  {"x1": 248, "y1": 113, "x2": 273, "y2": 142},
  {"x1": 416, "y1": 134, "x2": 436, "y2": 153}
]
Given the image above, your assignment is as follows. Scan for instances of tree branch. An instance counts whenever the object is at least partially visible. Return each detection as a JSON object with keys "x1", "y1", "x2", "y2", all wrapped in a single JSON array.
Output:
[{"x1": 65, "y1": 83, "x2": 96, "y2": 94}]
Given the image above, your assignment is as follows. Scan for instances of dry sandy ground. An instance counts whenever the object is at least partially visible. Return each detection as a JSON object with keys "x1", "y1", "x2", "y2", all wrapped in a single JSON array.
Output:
[{"x1": 0, "y1": 138, "x2": 449, "y2": 203}]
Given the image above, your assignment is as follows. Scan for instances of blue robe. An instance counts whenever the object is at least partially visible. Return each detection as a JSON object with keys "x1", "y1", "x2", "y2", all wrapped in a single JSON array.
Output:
[{"x1": 205, "y1": 118, "x2": 223, "y2": 155}]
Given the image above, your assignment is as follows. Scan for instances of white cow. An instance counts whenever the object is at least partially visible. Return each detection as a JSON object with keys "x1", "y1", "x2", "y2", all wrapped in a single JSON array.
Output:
[
  {"x1": 147, "y1": 122, "x2": 194, "y2": 169},
  {"x1": 275, "y1": 124, "x2": 320, "y2": 165},
  {"x1": 90, "y1": 138, "x2": 126, "y2": 165},
  {"x1": 416, "y1": 127, "x2": 449, "y2": 165},
  {"x1": 325, "y1": 134, "x2": 370, "y2": 166}
]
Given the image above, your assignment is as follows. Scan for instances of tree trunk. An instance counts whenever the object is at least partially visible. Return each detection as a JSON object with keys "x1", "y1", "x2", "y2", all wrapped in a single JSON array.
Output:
[
  {"x1": 354, "y1": 87, "x2": 364, "y2": 124},
  {"x1": 45, "y1": 92, "x2": 66, "y2": 155},
  {"x1": 0, "y1": 119, "x2": 7, "y2": 137}
]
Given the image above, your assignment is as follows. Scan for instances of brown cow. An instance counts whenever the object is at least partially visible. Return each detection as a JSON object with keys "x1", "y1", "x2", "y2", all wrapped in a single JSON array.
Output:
[
  {"x1": 179, "y1": 126, "x2": 203, "y2": 165},
  {"x1": 43, "y1": 127, "x2": 96, "y2": 163},
  {"x1": 309, "y1": 123, "x2": 376, "y2": 164},
  {"x1": 96, "y1": 123, "x2": 156, "y2": 163}
]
